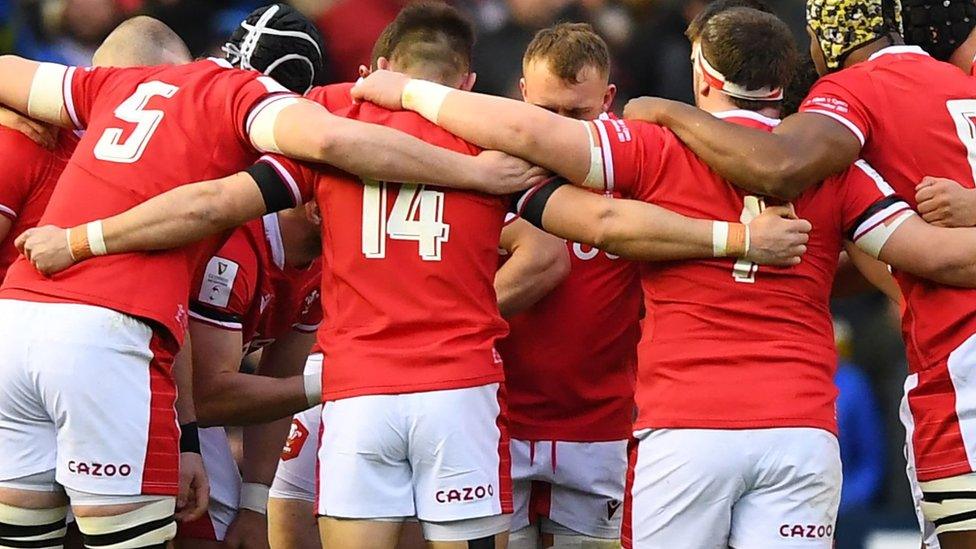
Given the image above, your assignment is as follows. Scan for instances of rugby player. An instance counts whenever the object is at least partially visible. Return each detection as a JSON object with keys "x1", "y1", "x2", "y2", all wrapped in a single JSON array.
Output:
[
  {"x1": 619, "y1": 0, "x2": 976, "y2": 545},
  {"x1": 0, "y1": 16, "x2": 190, "y2": 281},
  {"x1": 0, "y1": 5, "x2": 542, "y2": 549},
  {"x1": 174, "y1": 203, "x2": 322, "y2": 549},
  {"x1": 350, "y1": 3, "x2": 976, "y2": 546},
  {"x1": 500, "y1": 23, "x2": 641, "y2": 548}
]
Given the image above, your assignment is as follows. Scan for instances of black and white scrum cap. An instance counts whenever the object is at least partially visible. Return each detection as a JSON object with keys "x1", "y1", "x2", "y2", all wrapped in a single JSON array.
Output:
[{"x1": 223, "y1": 3, "x2": 328, "y2": 94}]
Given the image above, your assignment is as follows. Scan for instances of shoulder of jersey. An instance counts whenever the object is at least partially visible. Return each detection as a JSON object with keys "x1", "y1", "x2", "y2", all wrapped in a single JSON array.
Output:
[{"x1": 306, "y1": 82, "x2": 356, "y2": 111}]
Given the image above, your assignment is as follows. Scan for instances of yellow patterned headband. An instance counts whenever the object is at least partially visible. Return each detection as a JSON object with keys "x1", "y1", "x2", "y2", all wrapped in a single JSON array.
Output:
[{"x1": 807, "y1": 0, "x2": 903, "y2": 70}]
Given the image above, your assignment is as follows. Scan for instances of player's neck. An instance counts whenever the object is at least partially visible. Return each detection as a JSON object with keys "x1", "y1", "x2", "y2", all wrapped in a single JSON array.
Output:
[
  {"x1": 843, "y1": 34, "x2": 903, "y2": 69},
  {"x1": 700, "y1": 94, "x2": 779, "y2": 121}
]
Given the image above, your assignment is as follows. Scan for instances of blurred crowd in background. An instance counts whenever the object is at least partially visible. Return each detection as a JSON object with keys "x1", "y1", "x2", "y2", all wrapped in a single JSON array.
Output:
[{"x1": 0, "y1": 0, "x2": 915, "y2": 546}]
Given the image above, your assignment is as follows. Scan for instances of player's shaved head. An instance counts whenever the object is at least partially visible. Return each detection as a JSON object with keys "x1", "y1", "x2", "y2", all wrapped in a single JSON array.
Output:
[
  {"x1": 92, "y1": 16, "x2": 191, "y2": 68},
  {"x1": 371, "y1": 2, "x2": 475, "y2": 87}
]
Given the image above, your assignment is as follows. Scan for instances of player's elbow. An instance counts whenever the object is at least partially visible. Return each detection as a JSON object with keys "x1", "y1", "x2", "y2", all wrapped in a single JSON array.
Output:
[
  {"x1": 754, "y1": 157, "x2": 809, "y2": 200},
  {"x1": 589, "y1": 203, "x2": 628, "y2": 251}
]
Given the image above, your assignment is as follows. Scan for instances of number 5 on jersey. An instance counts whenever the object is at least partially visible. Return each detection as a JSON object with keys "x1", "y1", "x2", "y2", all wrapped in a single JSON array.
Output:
[
  {"x1": 94, "y1": 81, "x2": 178, "y2": 163},
  {"x1": 361, "y1": 180, "x2": 450, "y2": 261}
]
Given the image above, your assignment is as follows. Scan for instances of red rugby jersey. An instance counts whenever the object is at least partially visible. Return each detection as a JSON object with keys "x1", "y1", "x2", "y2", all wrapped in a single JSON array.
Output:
[
  {"x1": 800, "y1": 46, "x2": 976, "y2": 376},
  {"x1": 0, "y1": 59, "x2": 309, "y2": 344},
  {"x1": 498, "y1": 215, "x2": 641, "y2": 442},
  {"x1": 262, "y1": 102, "x2": 509, "y2": 401},
  {"x1": 580, "y1": 111, "x2": 910, "y2": 434},
  {"x1": 190, "y1": 214, "x2": 322, "y2": 354},
  {"x1": 0, "y1": 129, "x2": 78, "y2": 280}
]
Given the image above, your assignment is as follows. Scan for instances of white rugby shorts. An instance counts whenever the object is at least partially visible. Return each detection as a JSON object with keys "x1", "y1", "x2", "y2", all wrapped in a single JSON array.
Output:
[
  {"x1": 316, "y1": 383, "x2": 512, "y2": 536},
  {"x1": 510, "y1": 439, "x2": 627, "y2": 539},
  {"x1": 0, "y1": 299, "x2": 179, "y2": 498},
  {"x1": 623, "y1": 427, "x2": 841, "y2": 549}
]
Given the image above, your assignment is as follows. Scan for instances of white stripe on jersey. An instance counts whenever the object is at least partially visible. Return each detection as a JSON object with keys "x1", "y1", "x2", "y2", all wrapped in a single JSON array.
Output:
[
  {"x1": 258, "y1": 155, "x2": 303, "y2": 207},
  {"x1": 803, "y1": 109, "x2": 866, "y2": 146},
  {"x1": 0, "y1": 203, "x2": 17, "y2": 220},
  {"x1": 853, "y1": 160, "x2": 896, "y2": 196},
  {"x1": 189, "y1": 309, "x2": 243, "y2": 330},
  {"x1": 594, "y1": 120, "x2": 615, "y2": 192},
  {"x1": 851, "y1": 202, "x2": 913, "y2": 242}
]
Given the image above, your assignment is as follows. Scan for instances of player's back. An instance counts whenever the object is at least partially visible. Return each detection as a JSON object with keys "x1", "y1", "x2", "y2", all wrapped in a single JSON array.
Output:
[
  {"x1": 802, "y1": 46, "x2": 976, "y2": 371},
  {"x1": 594, "y1": 113, "x2": 901, "y2": 434},
  {"x1": 0, "y1": 129, "x2": 77, "y2": 280},
  {"x1": 0, "y1": 58, "x2": 292, "y2": 343},
  {"x1": 312, "y1": 103, "x2": 509, "y2": 400}
]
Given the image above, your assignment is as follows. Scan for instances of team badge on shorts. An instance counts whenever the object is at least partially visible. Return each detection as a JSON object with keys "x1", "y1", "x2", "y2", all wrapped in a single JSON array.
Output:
[{"x1": 281, "y1": 418, "x2": 310, "y2": 461}]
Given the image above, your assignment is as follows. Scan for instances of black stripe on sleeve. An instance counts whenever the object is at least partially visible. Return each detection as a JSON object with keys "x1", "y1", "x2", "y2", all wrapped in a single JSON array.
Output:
[
  {"x1": 845, "y1": 195, "x2": 907, "y2": 241},
  {"x1": 190, "y1": 302, "x2": 244, "y2": 325},
  {"x1": 517, "y1": 176, "x2": 570, "y2": 229},
  {"x1": 246, "y1": 161, "x2": 294, "y2": 214}
]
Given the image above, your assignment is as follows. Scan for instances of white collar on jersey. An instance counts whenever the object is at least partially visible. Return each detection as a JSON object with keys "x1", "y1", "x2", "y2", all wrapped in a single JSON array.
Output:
[
  {"x1": 712, "y1": 109, "x2": 782, "y2": 127},
  {"x1": 208, "y1": 57, "x2": 234, "y2": 68},
  {"x1": 262, "y1": 213, "x2": 286, "y2": 269},
  {"x1": 868, "y1": 45, "x2": 930, "y2": 61}
]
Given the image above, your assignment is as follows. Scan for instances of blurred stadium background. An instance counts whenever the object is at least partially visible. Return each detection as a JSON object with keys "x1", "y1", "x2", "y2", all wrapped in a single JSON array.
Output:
[{"x1": 0, "y1": 0, "x2": 922, "y2": 547}]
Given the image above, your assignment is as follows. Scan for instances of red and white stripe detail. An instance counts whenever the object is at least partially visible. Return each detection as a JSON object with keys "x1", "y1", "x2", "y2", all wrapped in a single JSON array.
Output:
[
  {"x1": 850, "y1": 202, "x2": 912, "y2": 243},
  {"x1": 258, "y1": 155, "x2": 303, "y2": 207},
  {"x1": 496, "y1": 383, "x2": 514, "y2": 515},
  {"x1": 0, "y1": 203, "x2": 16, "y2": 221},
  {"x1": 141, "y1": 333, "x2": 180, "y2": 495},
  {"x1": 63, "y1": 66, "x2": 82, "y2": 130},
  {"x1": 188, "y1": 309, "x2": 243, "y2": 331},
  {"x1": 903, "y1": 333, "x2": 976, "y2": 482},
  {"x1": 803, "y1": 109, "x2": 866, "y2": 146},
  {"x1": 621, "y1": 436, "x2": 639, "y2": 549}
]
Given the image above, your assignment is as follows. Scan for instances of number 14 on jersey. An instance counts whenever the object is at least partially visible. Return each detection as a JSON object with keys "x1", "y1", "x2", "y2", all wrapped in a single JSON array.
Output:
[{"x1": 361, "y1": 180, "x2": 451, "y2": 261}]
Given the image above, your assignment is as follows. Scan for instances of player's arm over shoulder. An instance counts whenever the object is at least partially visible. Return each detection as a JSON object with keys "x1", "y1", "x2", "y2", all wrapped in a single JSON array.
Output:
[{"x1": 842, "y1": 162, "x2": 976, "y2": 288}]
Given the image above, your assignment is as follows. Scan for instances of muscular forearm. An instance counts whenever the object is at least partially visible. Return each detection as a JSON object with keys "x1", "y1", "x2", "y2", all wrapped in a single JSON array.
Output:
[
  {"x1": 195, "y1": 373, "x2": 308, "y2": 426},
  {"x1": 495, "y1": 249, "x2": 568, "y2": 317},
  {"x1": 99, "y1": 172, "x2": 264, "y2": 254},
  {"x1": 880, "y1": 220, "x2": 976, "y2": 288},
  {"x1": 541, "y1": 187, "x2": 715, "y2": 261}
]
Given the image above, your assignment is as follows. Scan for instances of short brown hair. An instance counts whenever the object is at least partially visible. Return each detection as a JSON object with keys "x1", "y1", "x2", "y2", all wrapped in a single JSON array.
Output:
[
  {"x1": 523, "y1": 23, "x2": 610, "y2": 84},
  {"x1": 371, "y1": 1, "x2": 474, "y2": 82},
  {"x1": 686, "y1": 6, "x2": 797, "y2": 110}
]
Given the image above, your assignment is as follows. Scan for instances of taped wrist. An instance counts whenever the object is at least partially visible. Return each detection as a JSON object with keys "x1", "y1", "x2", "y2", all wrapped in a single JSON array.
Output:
[
  {"x1": 179, "y1": 422, "x2": 200, "y2": 454},
  {"x1": 246, "y1": 161, "x2": 294, "y2": 214},
  {"x1": 516, "y1": 176, "x2": 570, "y2": 229},
  {"x1": 67, "y1": 221, "x2": 107, "y2": 262},
  {"x1": 712, "y1": 221, "x2": 749, "y2": 257},
  {"x1": 239, "y1": 483, "x2": 270, "y2": 515},
  {"x1": 402, "y1": 79, "x2": 452, "y2": 123}
]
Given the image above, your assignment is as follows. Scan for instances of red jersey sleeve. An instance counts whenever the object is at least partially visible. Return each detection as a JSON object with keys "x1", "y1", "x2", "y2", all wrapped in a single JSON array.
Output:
[
  {"x1": 230, "y1": 72, "x2": 295, "y2": 146},
  {"x1": 189, "y1": 230, "x2": 260, "y2": 331},
  {"x1": 838, "y1": 160, "x2": 913, "y2": 249},
  {"x1": 0, "y1": 130, "x2": 44, "y2": 221},
  {"x1": 587, "y1": 118, "x2": 668, "y2": 197},
  {"x1": 65, "y1": 65, "x2": 126, "y2": 130},
  {"x1": 253, "y1": 154, "x2": 319, "y2": 207},
  {"x1": 799, "y1": 75, "x2": 871, "y2": 147}
]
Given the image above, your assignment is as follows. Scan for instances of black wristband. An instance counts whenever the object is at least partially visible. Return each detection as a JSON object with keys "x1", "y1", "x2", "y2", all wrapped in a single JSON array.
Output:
[
  {"x1": 246, "y1": 161, "x2": 295, "y2": 214},
  {"x1": 517, "y1": 176, "x2": 570, "y2": 229},
  {"x1": 180, "y1": 421, "x2": 201, "y2": 454}
]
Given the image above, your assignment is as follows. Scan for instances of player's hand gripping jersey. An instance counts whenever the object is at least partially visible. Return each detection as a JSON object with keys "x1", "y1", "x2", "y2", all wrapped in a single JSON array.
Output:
[
  {"x1": 0, "y1": 59, "x2": 309, "y2": 344},
  {"x1": 574, "y1": 111, "x2": 910, "y2": 433},
  {"x1": 191, "y1": 214, "x2": 322, "y2": 353},
  {"x1": 801, "y1": 46, "x2": 976, "y2": 479},
  {"x1": 260, "y1": 102, "x2": 509, "y2": 400},
  {"x1": 0, "y1": 129, "x2": 78, "y2": 279}
]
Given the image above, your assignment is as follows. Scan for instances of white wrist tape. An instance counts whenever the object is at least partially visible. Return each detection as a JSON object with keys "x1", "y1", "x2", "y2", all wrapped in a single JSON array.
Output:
[
  {"x1": 87, "y1": 221, "x2": 107, "y2": 256},
  {"x1": 743, "y1": 225, "x2": 751, "y2": 257},
  {"x1": 712, "y1": 221, "x2": 730, "y2": 257},
  {"x1": 240, "y1": 482, "x2": 270, "y2": 515},
  {"x1": 303, "y1": 364, "x2": 322, "y2": 407},
  {"x1": 27, "y1": 63, "x2": 68, "y2": 124},
  {"x1": 402, "y1": 79, "x2": 451, "y2": 124}
]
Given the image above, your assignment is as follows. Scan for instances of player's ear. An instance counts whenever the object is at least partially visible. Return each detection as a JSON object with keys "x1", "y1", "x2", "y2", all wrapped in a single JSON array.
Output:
[
  {"x1": 519, "y1": 77, "x2": 528, "y2": 101},
  {"x1": 304, "y1": 201, "x2": 322, "y2": 226},
  {"x1": 603, "y1": 83, "x2": 617, "y2": 113},
  {"x1": 376, "y1": 57, "x2": 391, "y2": 71},
  {"x1": 461, "y1": 72, "x2": 477, "y2": 92}
]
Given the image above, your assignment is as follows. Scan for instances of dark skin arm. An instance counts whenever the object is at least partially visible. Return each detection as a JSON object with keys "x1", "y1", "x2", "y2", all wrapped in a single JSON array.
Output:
[{"x1": 623, "y1": 99, "x2": 861, "y2": 200}]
